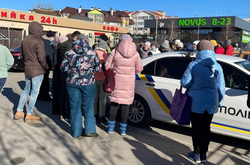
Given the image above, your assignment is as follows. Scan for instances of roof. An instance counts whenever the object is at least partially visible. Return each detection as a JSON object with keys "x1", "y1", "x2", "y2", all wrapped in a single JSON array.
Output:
[
  {"x1": 127, "y1": 10, "x2": 172, "y2": 19},
  {"x1": 31, "y1": 9, "x2": 60, "y2": 16},
  {"x1": 61, "y1": 7, "x2": 130, "y2": 23},
  {"x1": 141, "y1": 52, "x2": 246, "y2": 67},
  {"x1": 129, "y1": 19, "x2": 134, "y2": 25},
  {"x1": 145, "y1": 10, "x2": 163, "y2": 17}
]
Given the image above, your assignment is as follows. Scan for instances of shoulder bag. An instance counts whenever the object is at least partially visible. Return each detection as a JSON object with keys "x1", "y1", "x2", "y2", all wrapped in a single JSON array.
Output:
[{"x1": 103, "y1": 49, "x2": 116, "y2": 93}]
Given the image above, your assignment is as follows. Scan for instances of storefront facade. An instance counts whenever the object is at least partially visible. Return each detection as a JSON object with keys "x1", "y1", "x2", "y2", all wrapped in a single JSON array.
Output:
[
  {"x1": 145, "y1": 16, "x2": 250, "y2": 49},
  {"x1": 0, "y1": 8, "x2": 129, "y2": 49}
]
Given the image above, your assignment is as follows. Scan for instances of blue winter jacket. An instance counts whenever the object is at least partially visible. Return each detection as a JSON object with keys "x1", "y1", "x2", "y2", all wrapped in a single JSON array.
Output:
[{"x1": 180, "y1": 50, "x2": 225, "y2": 114}]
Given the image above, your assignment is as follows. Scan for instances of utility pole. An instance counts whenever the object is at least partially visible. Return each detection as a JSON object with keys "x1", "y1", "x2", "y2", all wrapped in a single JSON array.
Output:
[
  {"x1": 155, "y1": 18, "x2": 158, "y2": 42},
  {"x1": 195, "y1": 15, "x2": 199, "y2": 40},
  {"x1": 136, "y1": 12, "x2": 138, "y2": 35}
]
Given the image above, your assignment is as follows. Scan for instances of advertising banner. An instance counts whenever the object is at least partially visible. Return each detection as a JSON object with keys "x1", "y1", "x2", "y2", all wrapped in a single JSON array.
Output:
[{"x1": 242, "y1": 35, "x2": 250, "y2": 43}]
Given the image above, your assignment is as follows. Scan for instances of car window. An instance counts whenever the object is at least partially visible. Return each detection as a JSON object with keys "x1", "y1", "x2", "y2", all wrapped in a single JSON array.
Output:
[
  {"x1": 218, "y1": 61, "x2": 248, "y2": 90},
  {"x1": 243, "y1": 55, "x2": 248, "y2": 60},
  {"x1": 141, "y1": 61, "x2": 155, "y2": 76},
  {"x1": 235, "y1": 60, "x2": 250, "y2": 72},
  {"x1": 155, "y1": 57, "x2": 192, "y2": 79}
]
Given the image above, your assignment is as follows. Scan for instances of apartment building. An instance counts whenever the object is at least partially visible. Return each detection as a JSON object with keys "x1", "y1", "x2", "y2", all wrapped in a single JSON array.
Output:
[{"x1": 126, "y1": 10, "x2": 178, "y2": 35}]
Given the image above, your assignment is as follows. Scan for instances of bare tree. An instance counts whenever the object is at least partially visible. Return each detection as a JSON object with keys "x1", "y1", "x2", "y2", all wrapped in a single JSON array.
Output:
[
  {"x1": 31, "y1": 1, "x2": 54, "y2": 10},
  {"x1": 217, "y1": 24, "x2": 238, "y2": 44},
  {"x1": 166, "y1": 18, "x2": 178, "y2": 41}
]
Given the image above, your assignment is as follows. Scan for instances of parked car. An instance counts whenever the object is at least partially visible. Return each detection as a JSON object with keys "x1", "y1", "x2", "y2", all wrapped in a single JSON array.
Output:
[
  {"x1": 233, "y1": 50, "x2": 250, "y2": 61},
  {"x1": 10, "y1": 46, "x2": 24, "y2": 70},
  {"x1": 129, "y1": 52, "x2": 250, "y2": 140}
]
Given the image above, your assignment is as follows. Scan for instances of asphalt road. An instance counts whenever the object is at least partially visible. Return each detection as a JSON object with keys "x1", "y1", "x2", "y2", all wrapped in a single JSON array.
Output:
[{"x1": 0, "y1": 71, "x2": 249, "y2": 165}]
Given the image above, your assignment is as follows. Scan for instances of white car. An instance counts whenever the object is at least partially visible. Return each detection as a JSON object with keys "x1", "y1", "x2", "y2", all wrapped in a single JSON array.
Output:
[{"x1": 128, "y1": 52, "x2": 250, "y2": 140}]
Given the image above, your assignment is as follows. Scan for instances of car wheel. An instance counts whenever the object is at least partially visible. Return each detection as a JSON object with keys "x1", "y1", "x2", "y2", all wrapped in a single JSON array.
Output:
[{"x1": 128, "y1": 94, "x2": 151, "y2": 127}]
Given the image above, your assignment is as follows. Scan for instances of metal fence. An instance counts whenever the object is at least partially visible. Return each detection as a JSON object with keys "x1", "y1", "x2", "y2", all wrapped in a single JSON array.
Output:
[{"x1": 0, "y1": 26, "x2": 23, "y2": 49}]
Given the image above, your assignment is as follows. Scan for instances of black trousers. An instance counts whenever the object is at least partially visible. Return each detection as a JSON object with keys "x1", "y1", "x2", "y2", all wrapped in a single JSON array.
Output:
[
  {"x1": 60, "y1": 72, "x2": 70, "y2": 117},
  {"x1": 52, "y1": 66, "x2": 62, "y2": 115},
  {"x1": 191, "y1": 111, "x2": 214, "y2": 154},
  {"x1": 38, "y1": 69, "x2": 50, "y2": 99},
  {"x1": 108, "y1": 102, "x2": 129, "y2": 124}
]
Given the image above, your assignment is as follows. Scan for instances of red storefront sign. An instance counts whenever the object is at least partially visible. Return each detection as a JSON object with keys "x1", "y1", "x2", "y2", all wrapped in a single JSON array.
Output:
[
  {"x1": 103, "y1": 26, "x2": 118, "y2": 32},
  {"x1": 0, "y1": 11, "x2": 57, "y2": 25},
  {"x1": 94, "y1": 32, "x2": 105, "y2": 36}
]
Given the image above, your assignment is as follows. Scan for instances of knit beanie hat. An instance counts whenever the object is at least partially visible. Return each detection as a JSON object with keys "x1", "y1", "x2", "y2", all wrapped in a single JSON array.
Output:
[
  {"x1": 225, "y1": 39, "x2": 231, "y2": 46},
  {"x1": 174, "y1": 39, "x2": 181, "y2": 46},
  {"x1": 100, "y1": 34, "x2": 109, "y2": 41},
  {"x1": 210, "y1": 40, "x2": 217, "y2": 47},
  {"x1": 184, "y1": 43, "x2": 194, "y2": 49},
  {"x1": 193, "y1": 40, "x2": 200, "y2": 45},
  {"x1": 145, "y1": 41, "x2": 151, "y2": 48},
  {"x1": 176, "y1": 41, "x2": 183, "y2": 48},
  {"x1": 58, "y1": 35, "x2": 68, "y2": 44},
  {"x1": 120, "y1": 34, "x2": 133, "y2": 42},
  {"x1": 97, "y1": 39, "x2": 108, "y2": 50},
  {"x1": 151, "y1": 42, "x2": 158, "y2": 48},
  {"x1": 77, "y1": 34, "x2": 89, "y2": 42},
  {"x1": 46, "y1": 30, "x2": 55, "y2": 37},
  {"x1": 197, "y1": 40, "x2": 214, "y2": 51},
  {"x1": 66, "y1": 33, "x2": 72, "y2": 38},
  {"x1": 161, "y1": 40, "x2": 170, "y2": 49}
]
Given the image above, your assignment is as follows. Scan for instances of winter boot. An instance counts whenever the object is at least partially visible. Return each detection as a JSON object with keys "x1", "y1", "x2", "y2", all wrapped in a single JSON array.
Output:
[
  {"x1": 107, "y1": 121, "x2": 115, "y2": 134},
  {"x1": 120, "y1": 123, "x2": 127, "y2": 136},
  {"x1": 25, "y1": 114, "x2": 42, "y2": 123},
  {"x1": 14, "y1": 111, "x2": 25, "y2": 120}
]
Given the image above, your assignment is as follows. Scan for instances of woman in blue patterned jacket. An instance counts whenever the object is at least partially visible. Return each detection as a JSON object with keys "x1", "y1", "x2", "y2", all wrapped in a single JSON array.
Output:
[{"x1": 61, "y1": 34, "x2": 101, "y2": 138}]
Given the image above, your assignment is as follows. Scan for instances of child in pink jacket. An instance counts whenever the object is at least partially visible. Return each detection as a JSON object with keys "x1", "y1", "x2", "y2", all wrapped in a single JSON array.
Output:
[{"x1": 105, "y1": 34, "x2": 143, "y2": 135}]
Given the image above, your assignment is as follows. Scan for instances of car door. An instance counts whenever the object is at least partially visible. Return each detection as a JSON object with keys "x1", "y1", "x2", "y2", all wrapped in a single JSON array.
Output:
[
  {"x1": 214, "y1": 61, "x2": 250, "y2": 139},
  {"x1": 140, "y1": 57, "x2": 193, "y2": 122}
]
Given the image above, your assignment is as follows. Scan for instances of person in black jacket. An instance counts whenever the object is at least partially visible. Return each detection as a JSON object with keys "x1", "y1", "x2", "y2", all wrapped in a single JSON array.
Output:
[
  {"x1": 52, "y1": 35, "x2": 68, "y2": 116},
  {"x1": 38, "y1": 31, "x2": 55, "y2": 101}
]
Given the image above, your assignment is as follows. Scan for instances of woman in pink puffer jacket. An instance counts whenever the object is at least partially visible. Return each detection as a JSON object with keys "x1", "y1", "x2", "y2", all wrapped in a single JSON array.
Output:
[{"x1": 105, "y1": 34, "x2": 143, "y2": 135}]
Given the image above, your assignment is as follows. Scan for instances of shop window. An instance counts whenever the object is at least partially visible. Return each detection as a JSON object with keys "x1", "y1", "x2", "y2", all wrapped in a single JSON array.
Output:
[
  {"x1": 95, "y1": 36, "x2": 101, "y2": 43},
  {"x1": 113, "y1": 38, "x2": 120, "y2": 46}
]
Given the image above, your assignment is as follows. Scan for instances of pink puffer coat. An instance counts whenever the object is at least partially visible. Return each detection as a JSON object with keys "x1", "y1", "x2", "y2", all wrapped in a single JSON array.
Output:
[{"x1": 105, "y1": 41, "x2": 143, "y2": 105}]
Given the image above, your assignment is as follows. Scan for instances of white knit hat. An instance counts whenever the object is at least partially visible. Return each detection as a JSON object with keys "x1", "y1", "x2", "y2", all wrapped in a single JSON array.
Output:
[
  {"x1": 176, "y1": 41, "x2": 184, "y2": 48},
  {"x1": 193, "y1": 40, "x2": 200, "y2": 45},
  {"x1": 145, "y1": 41, "x2": 151, "y2": 47},
  {"x1": 174, "y1": 39, "x2": 181, "y2": 45}
]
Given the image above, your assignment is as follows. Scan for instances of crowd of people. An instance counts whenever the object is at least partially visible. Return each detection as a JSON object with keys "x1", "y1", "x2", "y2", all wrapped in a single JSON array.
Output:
[
  {"x1": 0, "y1": 21, "x2": 233, "y2": 163},
  {"x1": 137, "y1": 38, "x2": 235, "y2": 58},
  {"x1": 8, "y1": 21, "x2": 142, "y2": 138}
]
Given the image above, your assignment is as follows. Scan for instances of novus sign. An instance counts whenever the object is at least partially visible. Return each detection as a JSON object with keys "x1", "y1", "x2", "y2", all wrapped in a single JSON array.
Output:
[{"x1": 178, "y1": 17, "x2": 232, "y2": 27}]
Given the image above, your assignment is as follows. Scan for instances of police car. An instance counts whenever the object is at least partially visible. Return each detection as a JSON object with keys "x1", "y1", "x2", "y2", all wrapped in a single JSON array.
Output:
[{"x1": 128, "y1": 52, "x2": 250, "y2": 140}]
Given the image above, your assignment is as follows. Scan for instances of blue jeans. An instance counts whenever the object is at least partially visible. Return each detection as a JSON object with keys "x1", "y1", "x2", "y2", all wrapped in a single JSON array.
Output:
[
  {"x1": 66, "y1": 84, "x2": 96, "y2": 137},
  {"x1": 17, "y1": 75, "x2": 44, "y2": 115},
  {"x1": 0, "y1": 78, "x2": 6, "y2": 91}
]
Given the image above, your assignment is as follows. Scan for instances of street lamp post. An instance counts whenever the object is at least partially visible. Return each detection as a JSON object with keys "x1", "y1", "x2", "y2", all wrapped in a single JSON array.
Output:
[
  {"x1": 195, "y1": 15, "x2": 199, "y2": 40},
  {"x1": 155, "y1": 18, "x2": 158, "y2": 42}
]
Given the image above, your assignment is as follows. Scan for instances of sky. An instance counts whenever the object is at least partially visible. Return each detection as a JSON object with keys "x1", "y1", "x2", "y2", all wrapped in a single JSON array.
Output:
[{"x1": 1, "y1": 0, "x2": 250, "y2": 18}]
